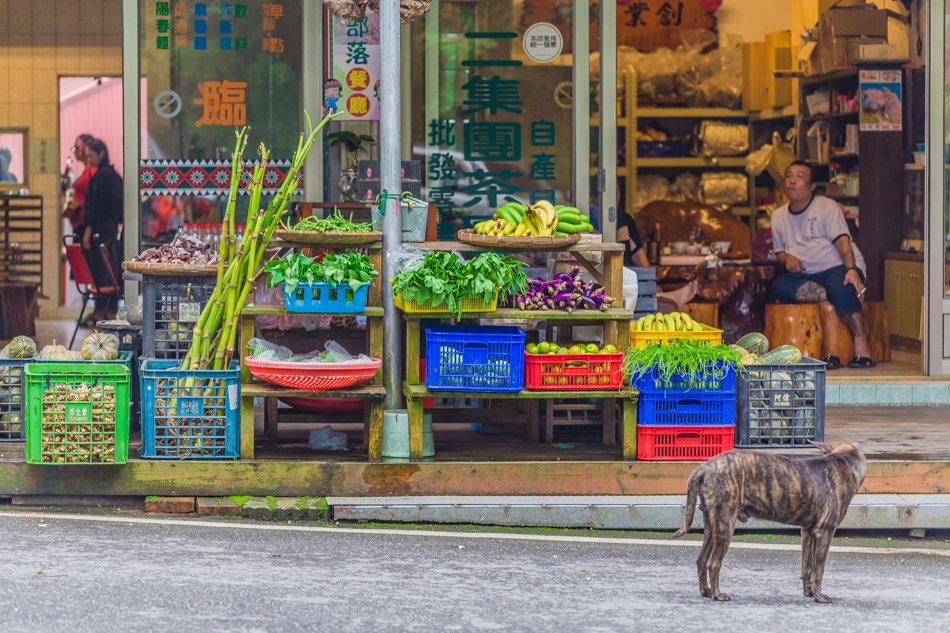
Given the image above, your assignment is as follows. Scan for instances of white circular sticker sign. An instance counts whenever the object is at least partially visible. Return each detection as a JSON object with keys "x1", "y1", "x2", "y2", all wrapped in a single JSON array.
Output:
[{"x1": 523, "y1": 22, "x2": 563, "y2": 64}]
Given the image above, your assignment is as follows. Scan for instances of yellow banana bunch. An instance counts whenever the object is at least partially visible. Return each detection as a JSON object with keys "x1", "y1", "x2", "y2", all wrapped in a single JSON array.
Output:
[
  {"x1": 633, "y1": 311, "x2": 707, "y2": 332},
  {"x1": 475, "y1": 200, "x2": 585, "y2": 238}
]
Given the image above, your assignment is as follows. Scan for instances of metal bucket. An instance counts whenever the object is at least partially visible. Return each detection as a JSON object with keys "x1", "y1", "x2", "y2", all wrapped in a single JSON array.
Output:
[
  {"x1": 381, "y1": 409, "x2": 434, "y2": 461},
  {"x1": 371, "y1": 195, "x2": 428, "y2": 242}
]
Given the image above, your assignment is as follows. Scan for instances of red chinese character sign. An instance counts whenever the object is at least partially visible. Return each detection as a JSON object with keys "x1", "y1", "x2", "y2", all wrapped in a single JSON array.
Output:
[{"x1": 326, "y1": 9, "x2": 381, "y2": 120}]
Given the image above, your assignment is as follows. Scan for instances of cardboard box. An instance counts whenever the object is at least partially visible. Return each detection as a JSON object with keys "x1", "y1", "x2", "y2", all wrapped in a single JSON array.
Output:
[
  {"x1": 805, "y1": 90, "x2": 830, "y2": 116},
  {"x1": 766, "y1": 45, "x2": 794, "y2": 108},
  {"x1": 820, "y1": 6, "x2": 886, "y2": 38},
  {"x1": 819, "y1": 0, "x2": 865, "y2": 14},
  {"x1": 847, "y1": 40, "x2": 898, "y2": 63},
  {"x1": 742, "y1": 42, "x2": 769, "y2": 111}
]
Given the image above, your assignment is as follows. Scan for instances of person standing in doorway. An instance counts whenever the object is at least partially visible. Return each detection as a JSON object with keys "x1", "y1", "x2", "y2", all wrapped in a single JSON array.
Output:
[
  {"x1": 63, "y1": 134, "x2": 98, "y2": 235},
  {"x1": 82, "y1": 139, "x2": 123, "y2": 322}
]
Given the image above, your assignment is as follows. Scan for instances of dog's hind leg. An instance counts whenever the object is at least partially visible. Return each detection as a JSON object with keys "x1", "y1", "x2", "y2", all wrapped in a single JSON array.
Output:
[
  {"x1": 706, "y1": 510, "x2": 738, "y2": 602},
  {"x1": 801, "y1": 528, "x2": 815, "y2": 597},
  {"x1": 809, "y1": 528, "x2": 835, "y2": 603},
  {"x1": 697, "y1": 520, "x2": 714, "y2": 598}
]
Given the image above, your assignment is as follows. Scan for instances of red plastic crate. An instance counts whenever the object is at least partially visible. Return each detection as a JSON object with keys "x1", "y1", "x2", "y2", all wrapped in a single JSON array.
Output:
[
  {"x1": 636, "y1": 425, "x2": 734, "y2": 461},
  {"x1": 525, "y1": 352, "x2": 624, "y2": 391}
]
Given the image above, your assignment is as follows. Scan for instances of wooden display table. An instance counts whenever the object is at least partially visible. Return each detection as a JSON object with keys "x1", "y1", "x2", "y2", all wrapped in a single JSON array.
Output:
[
  {"x1": 400, "y1": 241, "x2": 639, "y2": 461},
  {"x1": 237, "y1": 237, "x2": 385, "y2": 459}
]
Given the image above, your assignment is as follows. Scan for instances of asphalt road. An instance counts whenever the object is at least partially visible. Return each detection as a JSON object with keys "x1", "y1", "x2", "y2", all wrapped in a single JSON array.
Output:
[{"x1": 0, "y1": 512, "x2": 948, "y2": 633}]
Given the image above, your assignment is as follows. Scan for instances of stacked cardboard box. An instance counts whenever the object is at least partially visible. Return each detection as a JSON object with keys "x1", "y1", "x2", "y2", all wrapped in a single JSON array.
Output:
[
  {"x1": 742, "y1": 31, "x2": 793, "y2": 111},
  {"x1": 816, "y1": 4, "x2": 887, "y2": 74}
]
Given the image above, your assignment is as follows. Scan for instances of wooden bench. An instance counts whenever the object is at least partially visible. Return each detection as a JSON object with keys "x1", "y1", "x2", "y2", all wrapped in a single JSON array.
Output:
[{"x1": 765, "y1": 300, "x2": 890, "y2": 362}]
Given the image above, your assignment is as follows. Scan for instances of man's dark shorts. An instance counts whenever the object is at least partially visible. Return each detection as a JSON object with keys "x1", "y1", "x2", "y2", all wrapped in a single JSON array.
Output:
[{"x1": 772, "y1": 265, "x2": 865, "y2": 316}]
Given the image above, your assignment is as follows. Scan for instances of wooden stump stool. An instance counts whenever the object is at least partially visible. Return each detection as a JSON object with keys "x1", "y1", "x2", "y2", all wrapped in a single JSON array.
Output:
[
  {"x1": 682, "y1": 302, "x2": 719, "y2": 329},
  {"x1": 818, "y1": 301, "x2": 853, "y2": 362},
  {"x1": 862, "y1": 301, "x2": 891, "y2": 362},
  {"x1": 764, "y1": 303, "x2": 823, "y2": 358}
]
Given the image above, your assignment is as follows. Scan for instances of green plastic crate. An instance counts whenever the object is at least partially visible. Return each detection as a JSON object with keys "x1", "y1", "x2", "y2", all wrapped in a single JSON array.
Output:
[{"x1": 25, "y1": 364, "x2": 130, "y2": 465}]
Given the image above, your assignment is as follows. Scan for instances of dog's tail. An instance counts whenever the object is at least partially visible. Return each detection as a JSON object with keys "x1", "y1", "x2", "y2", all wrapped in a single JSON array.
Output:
[{"x1": 672, "y1": 469, "x2": 703, "y2": 539}]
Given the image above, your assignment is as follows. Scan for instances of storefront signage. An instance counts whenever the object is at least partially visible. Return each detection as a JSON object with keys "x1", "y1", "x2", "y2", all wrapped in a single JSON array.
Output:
[
  {"x1": 859, "y1": 70, "x2": 902, "y2": 132},
  {"x1": 326, "y1": 10, "x2": 381, "y2": 120},
  {"x1": 523, "y1": 22, "x2": 563, "y2": 63},
  {"x1": 194, "y1": 80, "x2": 248, "y2": 127},
  {"x1": 154, "y1": 2, "x2": 292, "y2": 53}
]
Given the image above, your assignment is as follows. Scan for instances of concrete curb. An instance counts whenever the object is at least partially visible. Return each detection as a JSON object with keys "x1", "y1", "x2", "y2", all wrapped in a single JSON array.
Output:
[{"x1": 327, "y1": 494, "x2": 950, "y2": 531}]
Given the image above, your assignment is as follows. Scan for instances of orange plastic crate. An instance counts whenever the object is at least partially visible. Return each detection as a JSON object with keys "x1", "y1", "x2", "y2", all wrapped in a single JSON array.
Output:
[
  {"x1": 524, "y1": 352, "x2": 624, "y2": 391},
  {"x1": 636, "y1": 425, "x2": 734, "y2": 461}
]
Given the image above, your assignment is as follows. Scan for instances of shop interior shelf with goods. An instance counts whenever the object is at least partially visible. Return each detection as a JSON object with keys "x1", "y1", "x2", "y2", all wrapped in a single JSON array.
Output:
[
  {"x1": 612, "y1": 71, "x2": 753, "y2": 229},
  {"x1": 795, "y1": 65, "x2": 908, "y2": 302},
  {"x1": 393, "y1": 238, "x2": 638, "y2": 462}
]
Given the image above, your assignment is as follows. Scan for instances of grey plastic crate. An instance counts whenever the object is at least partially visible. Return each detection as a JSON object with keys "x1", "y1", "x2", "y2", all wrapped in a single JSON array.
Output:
[
  {"x1": 0, "y1": 358, "x2": 28, "y2": 441},
  {"x1": 141, "y1": 275, "x2": 217, "y2": 359},
  {"x1": 736, "y1": 358, "x2": 826, "y2": 448}
]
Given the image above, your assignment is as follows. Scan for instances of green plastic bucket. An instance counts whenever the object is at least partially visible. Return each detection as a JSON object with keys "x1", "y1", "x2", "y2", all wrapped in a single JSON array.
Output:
[{"x1": 381, "y1": 409, "x2": 434, "y2": 461}]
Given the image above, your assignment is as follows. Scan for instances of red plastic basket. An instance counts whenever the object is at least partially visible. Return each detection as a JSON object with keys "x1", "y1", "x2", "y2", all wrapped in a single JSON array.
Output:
[
  {"x1": 524, "y1": 353, "x2": 624, "y2": 391},
  {"x1": 244, "y1": 357, "x2": 381, "y2": 391},
  {"x1": 637, "y1": 425, "x2": 734, "y2": 461}
]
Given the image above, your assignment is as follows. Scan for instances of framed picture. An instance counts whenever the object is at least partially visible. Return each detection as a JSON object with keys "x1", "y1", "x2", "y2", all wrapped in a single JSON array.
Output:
[{"x1": 0, "y1": 129, "x2": 28, "y2": 191}]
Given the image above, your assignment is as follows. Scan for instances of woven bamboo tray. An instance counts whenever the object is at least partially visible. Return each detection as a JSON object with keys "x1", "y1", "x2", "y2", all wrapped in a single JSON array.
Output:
[
  {"x1": 122, "y1": 261, "x2": 219, "y2": 276},
  {"x1": 457, "y1": 229, "x2": 580, "y2": 251},
  {"x1": 273, "y1": 230, "x2": 382, "y2": 245}
]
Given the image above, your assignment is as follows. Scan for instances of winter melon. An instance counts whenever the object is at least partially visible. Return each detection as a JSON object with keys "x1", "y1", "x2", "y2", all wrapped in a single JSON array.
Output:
[
  {"x1": 760, "y1": 344, "x2": 803, "y2": 365},
  {"x1": 735, "y1": 332, "x2": 769, "y2": 355}
]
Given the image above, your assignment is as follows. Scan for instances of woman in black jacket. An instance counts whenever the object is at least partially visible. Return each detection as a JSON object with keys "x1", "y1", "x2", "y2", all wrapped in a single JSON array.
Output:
[{"x1": 82, "y1": 139, "x2": 124, "y2": 321}]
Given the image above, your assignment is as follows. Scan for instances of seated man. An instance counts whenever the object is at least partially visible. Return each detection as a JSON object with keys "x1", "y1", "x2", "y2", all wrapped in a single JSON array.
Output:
[{"x1": 770, "y1": 160, "x2": 874, "y2": 369}]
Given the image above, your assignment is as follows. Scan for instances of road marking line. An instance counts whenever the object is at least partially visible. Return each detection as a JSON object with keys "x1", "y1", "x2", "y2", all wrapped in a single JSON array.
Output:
[{"x1": 1, "y1": 511, "x2": 947, "y2": 557}]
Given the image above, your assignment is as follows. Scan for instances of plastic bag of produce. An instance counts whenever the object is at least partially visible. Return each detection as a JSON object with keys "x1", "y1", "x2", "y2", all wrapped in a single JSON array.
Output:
[
  {"x1": 633, "y1": 175, "x2": 671, "y2": 209},
  {"x1": 669, "y1": 173, "x2": 700, "y2": 202},
  {"x1": 700, "y1": 172, "x2": 749, "y2": 207},
  {"x1": 247, "y1": 338, "x2": 294, "y2": 361},
  {"x1": 693, "y1": 121, "x2": 749, "y2": 157}
]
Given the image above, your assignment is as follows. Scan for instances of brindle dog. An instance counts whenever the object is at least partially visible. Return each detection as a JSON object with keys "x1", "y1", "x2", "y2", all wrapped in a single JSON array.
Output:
[{"x1": 672, "y1": 441, "x2": 867, "y2": 603}]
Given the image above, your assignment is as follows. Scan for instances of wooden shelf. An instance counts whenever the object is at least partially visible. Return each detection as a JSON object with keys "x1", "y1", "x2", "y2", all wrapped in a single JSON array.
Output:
[
  {"x1": 635, "y1": 107, "x2": 748, "y2": 119},
  {"x1": 398, "y1": 307, "x2": 633, "y2": 321},
  {"x1": 242, "y1": 382, "x2": 386, "y2": 399},
  {"x1": 272, "y1": 238, "x2": 383, "y2": 249},
  {"x1": 749, "y1": 105, "x2": 798, "y2": 121},
  {"x1": 637, "y1": 157, "x2": 746, "y2": 168},
  {"x1": 242, "y1": 304, "x2": 384, "y2": 317},
  {"x1": 404, "y1": 383, "x2": 638, "y2": 401},
  {"x1": 409, "y1": 240, "x2": 624, "y2": 253}
]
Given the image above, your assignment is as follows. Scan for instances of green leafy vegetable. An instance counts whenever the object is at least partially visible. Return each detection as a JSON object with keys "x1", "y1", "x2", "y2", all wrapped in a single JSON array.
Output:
[
  {"x1": 284, "y1": 208, "x2": 373, "y2": 233},
  {"x1": 391, "y1": 251, "x2": 529, "y2": 320},
  {"x1": 264, "y1": 250, "x2": 378, "y2": 294},
  {"x1": 622, "y1": 339, "x2": 742, "y2": 385}
]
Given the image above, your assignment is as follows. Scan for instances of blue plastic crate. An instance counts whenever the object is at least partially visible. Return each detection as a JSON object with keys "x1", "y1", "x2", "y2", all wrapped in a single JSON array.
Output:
[
  {"x1": 633, "y1": 362, "x2": 736, "y2": 426},
  {"x1": 282, "y1": 281, "x2": 369, "y2": 314},
  {"x1": 140, "y1": 359, "x2": 240, "y2": 459},
  {"x1": 424, "y1": 325, "x2": 525, "y2": 393},
  {"x1": 0, "y1": 357, "x2": 29, "y2": 441}
]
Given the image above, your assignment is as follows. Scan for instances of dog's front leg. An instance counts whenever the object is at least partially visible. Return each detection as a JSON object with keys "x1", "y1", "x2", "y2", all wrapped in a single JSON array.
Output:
[
  {"x1": 801, "y1": 528, "x2": 815, "y2": 597},
  {"x1": 809, "y1": 528, "x2": 835, "y2": 603}
]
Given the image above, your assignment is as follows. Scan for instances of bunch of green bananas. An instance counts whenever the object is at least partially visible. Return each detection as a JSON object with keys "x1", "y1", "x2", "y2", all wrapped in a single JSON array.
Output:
[
  {"x1": 633, "y1": 311, "x2": 706, "y2": 332},
  {"x1": 473, "y1": 201, "x2": 595, "y2": 237}
]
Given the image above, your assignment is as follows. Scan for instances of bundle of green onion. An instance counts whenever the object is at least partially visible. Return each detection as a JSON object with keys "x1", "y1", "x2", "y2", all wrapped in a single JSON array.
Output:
[{"x1": 622, "y1": 338, "x2": 742, "y2": 385}]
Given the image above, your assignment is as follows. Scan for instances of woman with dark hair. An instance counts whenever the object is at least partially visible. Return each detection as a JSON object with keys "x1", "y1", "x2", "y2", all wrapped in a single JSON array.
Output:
[
  {"x1": 82, "y1": 139, "x2": 124, "y2": 321},
  {"x1": 63, "y1": 133, "x2": 97, "y2": 234}
]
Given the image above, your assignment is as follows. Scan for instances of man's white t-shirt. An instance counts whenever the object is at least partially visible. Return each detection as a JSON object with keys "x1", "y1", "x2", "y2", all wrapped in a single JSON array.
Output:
[{"x1": 771, "y1": 195, "x2": 866, "y2": 276}]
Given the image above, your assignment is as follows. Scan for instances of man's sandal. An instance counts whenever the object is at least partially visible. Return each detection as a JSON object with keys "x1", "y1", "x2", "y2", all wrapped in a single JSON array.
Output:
[
  {"x1": 822, "y1": 355, "x2": 841, "y2": 370},
  {"x1": 847, "y1": 356, "x2": 877, "y2": 369}
]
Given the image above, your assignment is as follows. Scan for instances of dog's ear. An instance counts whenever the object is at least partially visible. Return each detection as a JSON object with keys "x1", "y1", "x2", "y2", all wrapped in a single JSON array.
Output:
[{"x1": 807, "y1": 440, "x2": 835, "y2": 454}]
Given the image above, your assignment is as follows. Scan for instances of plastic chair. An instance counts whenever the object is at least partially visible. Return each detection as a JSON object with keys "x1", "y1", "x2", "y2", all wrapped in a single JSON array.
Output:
[{"x1": 63, "y1": 235, "x2": 122, "y2": 347}]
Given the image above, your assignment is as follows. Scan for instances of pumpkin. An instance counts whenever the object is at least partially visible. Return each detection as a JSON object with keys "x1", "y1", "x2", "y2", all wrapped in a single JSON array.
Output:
[
  {"x1": 38, "y1": 340, "x2": 80, "y2": 361},
  {"x1": 127, "y1": 302, "x2": 143, "y2": 325},
  {"x1": 81, "y1": 332, "x2": 120, "y2": 361},
  {"x1": 0, "y1": 335, "x2": 36, "y2": 359}
]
